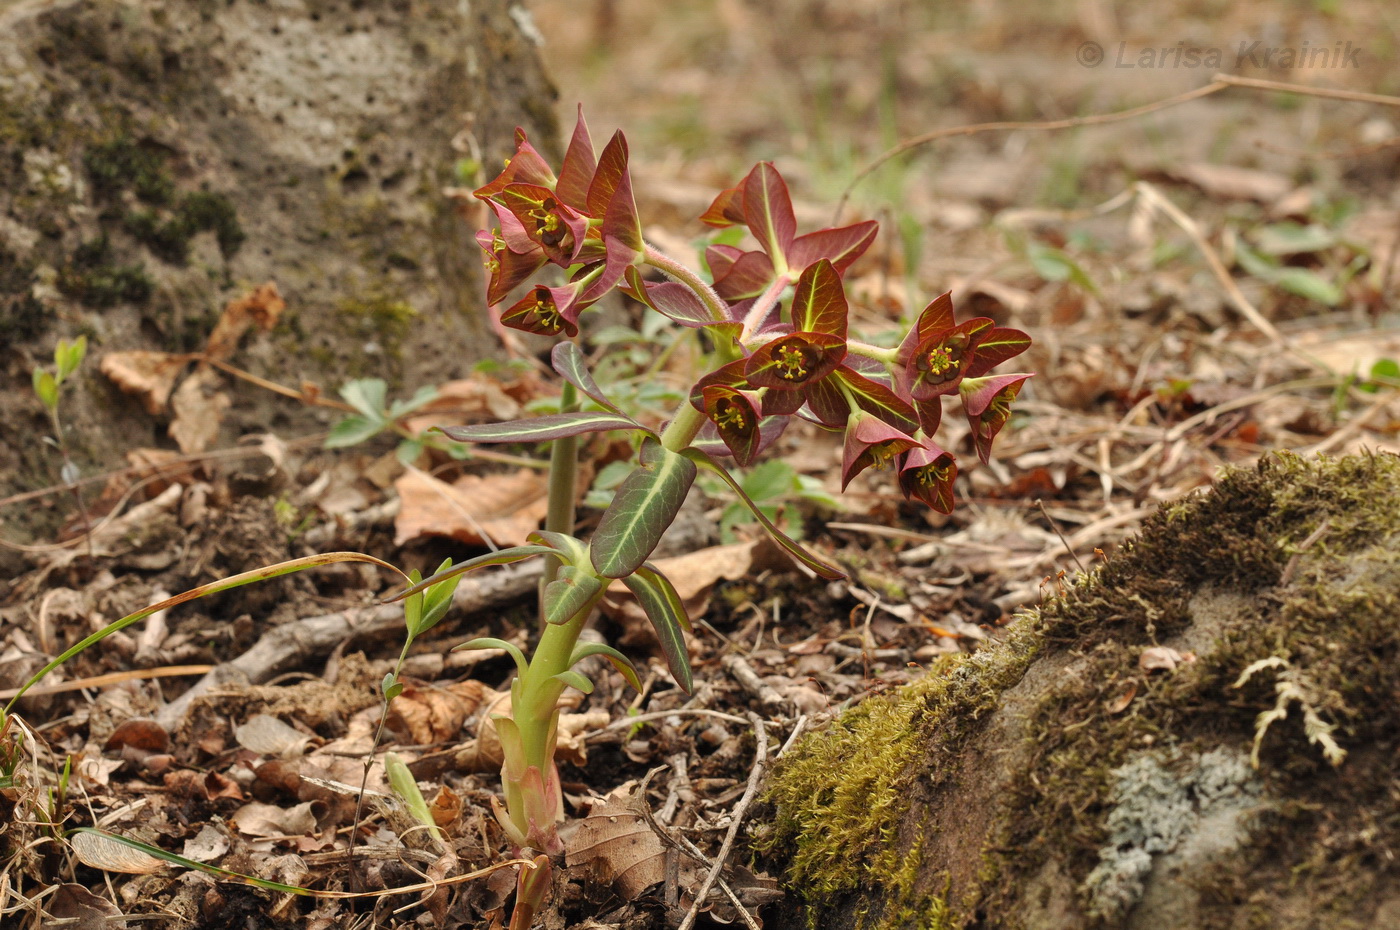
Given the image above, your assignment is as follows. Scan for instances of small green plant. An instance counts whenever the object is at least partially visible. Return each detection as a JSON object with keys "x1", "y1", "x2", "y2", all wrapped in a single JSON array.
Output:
[{"x1": 32, "y1": 336, "x2": 93, "y2": 547}]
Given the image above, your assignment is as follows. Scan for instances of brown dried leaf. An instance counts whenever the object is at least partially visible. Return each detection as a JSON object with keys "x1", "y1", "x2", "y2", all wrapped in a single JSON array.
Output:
[
  {"x1": 387, "y1": 680, "x2": 487, "y2": 745},
  {"x1": 563, "y1": 785, "x2": 668, "y2": 898},
  {"x1": 104, "y1": 719, "x2": 169, "y2": 754},
  {"x1": 393, "y1": 468, "x2": 549, "y2": 547},
  {"x1": 1169, "y1": 163, "x2": 1290, "y2": 203},
  {"x1": 235, "y1": 714, "x2": 314, "y2": 758},
  {"x1": 1106, "y1": 680, "x2": 1139, "y2": 714},
  {"x1": 205, "y1": 281, "x2": 285, "y2": 361},
  {"x1": 70, "y1": 831, "x2": 165, "y2": 874},
  {"x1": 99, "y1": 350, "x2": 189, "y2": 415},
  {"x1": 1139, "y1": 646, "x2": 1187, "y2": 673},
  {"x1": 48, "y1": 883, "x2": 127, "y2": 928},
  {"x1": 403, "y1": 376, "x2": 524, "y2": 433},
  {"x1": 231, "y1": 800, "x2": 319, "y2": 838},
  {"x1": 602, "y1": 540, "x2": 763, "y2": 629},
  {"x1": 168, "y1": 365, "x2": 230, "y2": 454},
  {"x1": 182, "y1": 824, "x2": 231, "y2": 863}
]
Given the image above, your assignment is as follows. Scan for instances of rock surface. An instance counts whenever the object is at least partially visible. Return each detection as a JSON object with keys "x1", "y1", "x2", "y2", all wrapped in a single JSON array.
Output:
[
  {"x1": 763, "y1": 453, "x2": 1400, "y2": 930},
  {"x1": 0, "y1": 0, "x2": 558, "y2": 506}
]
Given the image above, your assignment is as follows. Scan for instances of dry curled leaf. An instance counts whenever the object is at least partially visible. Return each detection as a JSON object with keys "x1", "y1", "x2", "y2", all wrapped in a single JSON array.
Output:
[
  {"x1": 48, "y1": 883, "x2": 128, "y2": 929},
  {"x1": 99, "y1": 350, "x2": 189, "y2": 415},
  {"x1": 168, "y1": 365, "x2": 230, "y2": 454},
  {"x1": 231, "y1": 800, "x2": 319, "y2": 838},
  {"x1": 387, "y1": 680, "x2": 487, "y2": 746},
  {"x1": 235, "y1": 714, "x2": 314, "y2": 758},
  {"x1": 204, "y1": 281, "x2": 285, "y2": 361},
  {"x1": 393, "y1": 468, "x2": 549, "y2": 547},
  {"x1": 1139, "y1": 646, "x2": 1190, "y2": 672}
]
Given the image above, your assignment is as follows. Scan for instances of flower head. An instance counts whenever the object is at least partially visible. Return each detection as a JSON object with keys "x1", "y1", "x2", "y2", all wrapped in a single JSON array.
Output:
[
  {"x1": 898, "y1": 441, "x2": 958, "y2": 513},
  {"x1": 841, "y1": 409, "x2": 919, "y2": 490}
]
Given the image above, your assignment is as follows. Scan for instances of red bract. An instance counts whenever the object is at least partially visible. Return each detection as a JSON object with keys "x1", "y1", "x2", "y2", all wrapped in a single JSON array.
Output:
[
  {"x1": 690, "y1": 360, "x2": 763, "y2": 465},
  {"x1": 476, "y1": 226, "x2": 548, "y2": 306},
  {"x1": 960, "y1": 373, "x2": 1034, "y2": 464},
  {"x1": 499, "y1": 284, "x2": 584, "y2": 337},
  {"x1": 841, "y1": 410, "x2": 919, "y2": 490},
  {"x1": 898, "y1": 441, "x2": 957, "y2": 513},
  {"x1": 700, "y1": 162, "x2": 879, "y2": 297}
]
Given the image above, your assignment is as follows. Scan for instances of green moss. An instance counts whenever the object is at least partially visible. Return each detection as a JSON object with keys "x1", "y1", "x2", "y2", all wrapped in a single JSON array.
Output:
[
  {"x1": 123, "y1": 191, "x2": 244, "y2": 263},
  {"x1": 85, "y1": 137, "x2": 174, "y2": 205},
  {"x1": 56, "y1": 235, "x2": 153, "y2": 308},
  {"x1": 767, "y1": 453, "x2": 1400, "y2": 929},
  {"x1": 0, "y1": 248, "x2": 46, "y2": 340},
  {"x1": 336, "y1": 289, "x2": 418, "y2": 358}
]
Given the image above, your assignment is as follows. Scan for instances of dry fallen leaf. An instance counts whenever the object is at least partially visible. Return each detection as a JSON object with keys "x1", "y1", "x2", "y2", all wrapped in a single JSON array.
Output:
[
  {"x1": 168, "y1": 365, "x2": 230, "y2": 454},
  {"x1": 602, "y1": 540, "x2": 764, "y2": 629},
  {"x1": 1139, "y1": 646, "x2": 1189, "y2": 673},
  {"x1": 235, "y1": 714, "x2": 314, "y2": 759},
  {"x1": 204, "y1": 281, "x2": 285, "y2": 361},
  {"x1": 231, "y1": 800, "x2": 319, "y2": 838},
  {"x1": 393, "y1": 467, "x2": 549, "y2": 547},
  {"x1": 1106, "y1": 680, "x2": 1139, "y2": 714},
  {"x1": 182, "y1": 824, "x2": 231, "y2": 863},
  {"x1": 104, "y1": 719, "x2": 169, "y2": 754},
  {"x1": 1169, "y1": 163, "x2": 1291, "y2": 203},
  {"x1": 563, "y1": 784, "x2": 672, "y2": 898},
  {"x1": 99, "y1": 350, "x2": 189, "y2": 415},
  {"x1": 387, "y1": 680, "x2": 487, "y2": 746},
  {"x1": 48, "y1": 883, "x2": 128, "y2": 929}
]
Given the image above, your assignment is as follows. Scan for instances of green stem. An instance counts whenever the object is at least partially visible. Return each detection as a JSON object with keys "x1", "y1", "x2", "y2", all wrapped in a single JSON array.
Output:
[
  {"x1": 539, "y1": 381, "x2": 580, "y2": 630},
  {"x1": 643, "y1": 243, "x2": 729, "y2": 324}
]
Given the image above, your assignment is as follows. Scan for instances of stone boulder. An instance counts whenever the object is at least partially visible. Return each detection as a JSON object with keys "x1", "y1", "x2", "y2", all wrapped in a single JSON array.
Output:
[
  {"x1": 762, "y1": 453, "x2": 1400, "y2": 930},
  {"x1": 0, "y1": 0, "x2": 558, "y2": 501}
]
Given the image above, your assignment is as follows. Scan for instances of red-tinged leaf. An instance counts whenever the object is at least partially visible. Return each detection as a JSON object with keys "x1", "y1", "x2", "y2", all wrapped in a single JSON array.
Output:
[
  {"x1": 555, "y1": 105, "x2": 596, "y2": 211},
  {"x1": 474, "y1": 129, "x2": 556, "y2": 201},
  {"x1": 712, "y1": 249, "x2": 777, "y2": 301},
  {"x1": 551, "y1": 343, "x2": 625, "y2": 415},
  {"x1": 700, "y1": 185, "x2": 746, "y2": 228},
  {"x1": 701, "y1": 385, "x2": 761, "y2": 466},
  {"x1": 438, "y1": 411, "x2": 645, "y2": 444},
  {"x1": 499, "y1": 285, "x2": 578, "y2": 337},
  {"x1": 478, "y1": 228, "x2": 548, "y2": 306},
  {"x1": 786, "y1": 220, "x2": 879, "y2": 274},
  {"x1": 961, "y1": 373, "x2": 1033, "y2": 463},
  {"x1": 898, "y1": 442, "x2": 958, "y2": 513},
  {"x1": 591, "y1": 438, "x2": 698, "y2": 579},
  {"x1": 789, "y1": 259, "x2": 848, "y2": 339},
  {"x1": 705, "y1": 243, "x2": 743, "y2": 280},
  {"x1": 745, "y1": 332, "x2": 846, "y2": 389},
  {"x1": 915, "y1": 291, "x2": 956, "y2": 338},
  {"x1": 495, "y1": 184, "x2": 590, "y2": 265},
  {"x1": 805, "y1": 377, "x2": 850, "y2": 428},
  {"x1": 690, "y1": 415, "x2": 790, "y2": 459},
  {"x1": 760, "y1": 386, "x2": 805, "y2": 417},
  {"x1": 493, "y1": 203, "x2": 538, "y2": 255},
  {"x1": 620, "y1": 564, "x2": 693, "y2": 692},
  {"x1": 680, "y1": 447, "x2": 845, "y2": 580},
  {"x1": 567, "y1": 642, "x2": 644, "y2": 693},
  {"x1": 577, "y1": 238, "x2": 633, "y2": 304},
  {"x1": 586, "y1": 131, "x2": 629, "y2": 217},
  {"x1": 899, "y1": 318, "x2": 994, "y2": 401},
  {"x1": 742, "y1": 162, "x2": 797, "y2": 266},
  {"x1": 915, "y1": 396, "x2": 944, "y2": 435},
  {"x1": 841, "y1": 410, "x2": 919, "y2": 490},
  {"x1": 966, "y1": 327, "x2": 1032, "y2": 377},
  {"x1": 830, "y1": 367, "x2": 919, "y2": 433},
  {"x1": 601, "y1": 165, "x2": 644, "y2": 255}
]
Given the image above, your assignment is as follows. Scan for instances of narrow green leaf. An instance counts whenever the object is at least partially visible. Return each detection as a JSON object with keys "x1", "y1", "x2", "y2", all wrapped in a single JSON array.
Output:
[
  {"x1": 387, "y1": 384, "x2": 439, "y2": 419},
  {"x1": 543, "y1": 565, "x2": 604, "y2": 625},
  {"x1": 385, "y1": 752, "x2": 445, "y2": 843},
  {"x1": 1275, "y1": 268, "x2": 1342, "y2": 306},
  {"x1": 414, "y1": 557, "x2": 462, "y2": 636},
  {"x1": 452, "y1": 637, "x2": 528, "y2": 676},
  {"x1": 551, "y1": 342, "x2": 625, "y2": 415},
  {"x1": 5, "y1": 552, "x2": 405, "y2": 713},
  {"x1": 56, "y1": 336, "x2": 87, "y2": 381},
  {"x1": 567, "y1": 643, "x2": 643, "y2": 693},
  {"x1": 681, "y1": 448, "x2": 844, "y2": 580},
  {"x1": 528, "y1": 530, "x2": 589, "y2": 567},
  {"x1": 621, "y1": 564, "x2": 693, "y2": 693},
  {"x1": 552, "y1": 670, "x2": 594, "y2": 694},
  {"x1": 386, "y1": 545, "x2": 555, "y2": 602},
  {"x1": 382, "y1": 672, "x2": 404, "y2": 701},
  {"x1": 591, "y1": 438, "x2": 698, "y2": 579},
  {"x1": 438, "y1": 411, "x2": 646, "y2": 444}
]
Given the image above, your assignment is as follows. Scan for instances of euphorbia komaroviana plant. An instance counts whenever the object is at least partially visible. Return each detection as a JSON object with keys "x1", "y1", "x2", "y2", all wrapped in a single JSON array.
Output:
[{"x1": 394, "y1": 107, "x2": 1032, "y2": 927}]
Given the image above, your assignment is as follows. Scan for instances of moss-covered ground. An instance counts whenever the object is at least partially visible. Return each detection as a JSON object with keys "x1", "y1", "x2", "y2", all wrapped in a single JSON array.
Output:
[{"x1": 763, "y1": 452, "x2": 1400, "y2": 929}]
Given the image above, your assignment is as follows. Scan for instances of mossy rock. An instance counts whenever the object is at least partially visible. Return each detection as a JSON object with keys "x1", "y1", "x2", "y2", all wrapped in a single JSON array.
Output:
[
  {"x1": 0, "y1": 0, "x2": 559, "y2": 511},
  {"x1": 762, "y1": 452, "x2": 1400, "y2": 930}
]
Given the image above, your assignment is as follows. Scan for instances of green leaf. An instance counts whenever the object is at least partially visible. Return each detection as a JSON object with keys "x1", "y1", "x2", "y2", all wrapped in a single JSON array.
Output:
[
  {"x1": 388, "y1": 384, "x2": 439, "y2": 419},
  {"x1": 324, "y1": 414, "x2": 386, "y2": 449},
  {"x1": 6, "y1": 551, "x2": 407, "y2": 713},
  {"x1": 681, "y1": 447, "x2": 844, "y2": 580},
  {"x1": 552, "y1": 670, "x2": 594, "y2": 694},
  {"x1": 395, "y1": 437, "x2": 425, "y2": 466},
  {"x1": 339, "y1": 378, "x2": 388, "y2": 420},
  {"x1": 551, "y1": 342, "x2": 626, "y2": 415},
  {"x1": 1275, "y1": 268, "x2": 1342, "y2": 306},
  {"x1": 55, "y1": 336, "x2": 87, "y2": 381},
  {"x1": 67, "y1": 828, "x2": 311, "y2": 895},
  {"x1": 1369, "y1": 357, "x2": 1400, "y2": 384},
  {"x1": 567, "y1": 643, "x2": 643, "y2": 693},
  {"x1": 591, "y1": 438, "x2": 698, "y2": 579},
  {"x1": 388, "y1": 546, "x2": 555, "y2": 602},
  {"x1": 452, "y1": 637, "x2": 528, "y2": 676},
  {"x1": 438, "y1": 411, "x2": 646, "y2": 444},
  {"x1": 1252, "y1": 221, "x2": 1336, "y2": 256},
  {"x1": 741, "y1": 460, "x2": 798, "y2": 504},
  {"x1": 543, "y1": 565, "x2": 604, "y2": 625},
  {"x1": 385, "y1": 752, "x2": 445, "y2": 842},
  {"x1": 620, "y1": 564, "x2": 694, "y2": 692},
  {"x1": 1027, "y1": 242, "x2": 1099, "y2": 295},
  {"x1": 32, "y1": 369, "x2": 58, "y2": 411},
  {"x1": 413, "y1": 557, "x2": 462, "y2": 637},
  {"x1": 584, "y1": 460, "x2": 635, "y2": 509},
  {"x1": 528, "y1": 530, "x2": 589, "y2": 566},
  {"x1": 382, "y1": 672, "x2": 404, "y2": 701}
]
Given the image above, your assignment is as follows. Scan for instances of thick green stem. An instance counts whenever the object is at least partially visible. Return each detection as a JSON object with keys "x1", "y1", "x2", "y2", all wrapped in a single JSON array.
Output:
[{"x1": 538, "y1": 381, "x2": 579, "y2": 630}]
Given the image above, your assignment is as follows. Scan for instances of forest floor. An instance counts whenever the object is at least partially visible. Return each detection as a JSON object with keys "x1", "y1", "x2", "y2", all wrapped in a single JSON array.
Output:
[{"x1": 1, "y1": 1, "x2": 1399, "y2": 927}]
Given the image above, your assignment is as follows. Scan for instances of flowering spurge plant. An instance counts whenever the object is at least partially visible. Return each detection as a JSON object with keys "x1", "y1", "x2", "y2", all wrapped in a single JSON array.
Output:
[{"x1": 398, "y1": 107, "x2": 1032, "y2": 926}]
